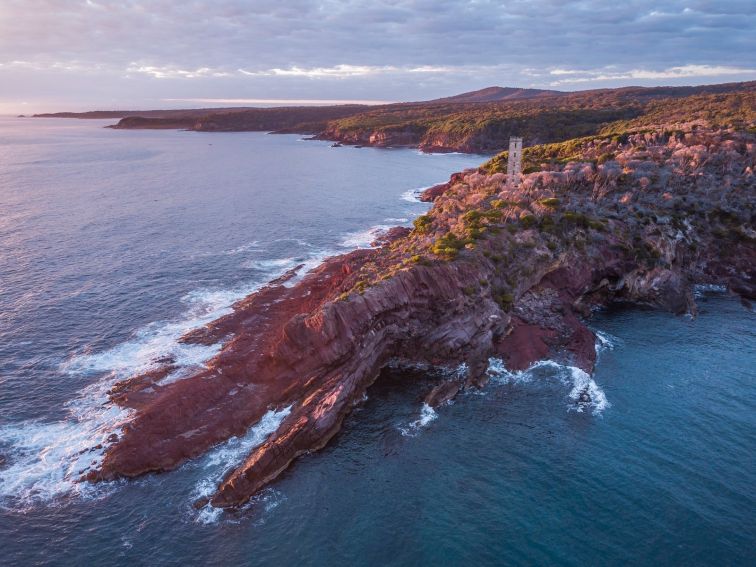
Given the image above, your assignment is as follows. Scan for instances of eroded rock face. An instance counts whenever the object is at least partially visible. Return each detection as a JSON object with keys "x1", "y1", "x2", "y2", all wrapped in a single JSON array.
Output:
[{"x1": 90, "y1": 125, "x2": 755, "y2": 508}]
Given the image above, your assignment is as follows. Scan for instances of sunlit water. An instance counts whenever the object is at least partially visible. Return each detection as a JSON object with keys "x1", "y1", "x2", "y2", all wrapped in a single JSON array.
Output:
[{"x1": 0, "y1": 118, "x2": 754, "y2": 566}]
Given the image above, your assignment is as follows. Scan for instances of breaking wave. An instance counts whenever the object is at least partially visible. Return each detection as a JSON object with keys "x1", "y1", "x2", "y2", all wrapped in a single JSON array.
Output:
[
  {"x1": 339, "y1": 225, "x2": 393, "y2": 248},
  {"x1": 693, "y1": 283, "x2": 728, "y2": 298},
  {"x1": 594, "y1": 330, "x2": 620, "y2": 355},
  {"x1": 242, "y1": 257, "x2": 299, "y2": 271},
  {"x1": 191, "y1": 406, "x2": 291, "y2": 524},
  {"x1": 486, "y1": 358, "x2": 610, "y2": 416},
  {"x1": 0, "y1": 380, "x2": 130, "y2": 509},
  {"x1": 399, "y1": 403, "x2": 438, "y2": 437},
  {"x1": 400, "y1": 187, "x2": 431, "y2": 203},
  {"x1": 0, "y1": 260, "x2": 307, "y2": 509}
]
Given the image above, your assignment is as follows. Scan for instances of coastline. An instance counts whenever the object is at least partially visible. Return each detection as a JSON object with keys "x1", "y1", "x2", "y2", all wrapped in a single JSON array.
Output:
[{"x1": 86, "y1": 122, "x2": 754, "y2": 512}]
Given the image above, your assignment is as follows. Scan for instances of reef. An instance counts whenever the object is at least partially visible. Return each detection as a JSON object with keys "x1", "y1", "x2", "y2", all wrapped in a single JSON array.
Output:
[{"x1": 88, "y1": 123, "x2": 755, "y2": 510}]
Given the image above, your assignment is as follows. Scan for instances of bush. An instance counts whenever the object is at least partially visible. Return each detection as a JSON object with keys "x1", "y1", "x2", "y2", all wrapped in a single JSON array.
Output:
[
  {"x1": 410, "y1": 254, "x2": 431, "y2": 265},
  {"x1": 520, "y1": 215, "x2": 536, "y2": 229},
  {"x1": 495, "y1": 290, "x2": 514, "y2": 310},
  {"x1": 491, "y1": 199, "x2": 520, "y2": 209},
  {"x1": 561, "y1": 211, "x2": 590, "y2": 228},
  {"x1": 538, "y1": 197, "x2": 560, "y2": 209},
  {"x1": 597, "y1": 152, "x2": 615, "y2": 164},
  {"x1": 540, "y1": 214, "x2": 556, "y2": 233},
  {"x1": 413, "y1": 214, "x2": 432, "y2": 234},
  {"x1": 432, "y1": 232, "x2": 465, "y2": 259}
]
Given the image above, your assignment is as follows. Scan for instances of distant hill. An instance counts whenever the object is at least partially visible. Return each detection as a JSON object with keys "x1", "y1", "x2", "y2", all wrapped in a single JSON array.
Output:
[
  {"x1": 35, "y1": 81, "x2": 756, "y2": 153},
  {"x1": 427, "y1": 86, "x2": 563, "y2": 103},
  {"x1": 33, "y1": 108, "x2": 262, "y2": 119}
]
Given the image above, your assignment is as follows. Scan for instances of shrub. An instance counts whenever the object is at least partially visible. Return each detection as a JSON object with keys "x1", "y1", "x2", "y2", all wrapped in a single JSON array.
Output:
[
  {"x1": 413, "y1": 214, "x2": 432, "y2": 234},
  {"x1": 540, "y1": 214, "x2": 556, "y2": 234},
  {"x1": 462, "y1": 210, "x2": 482, "y2": 223},
  {"x1": 561, "y1": 211, "x2": 590, "y2": 228},
  {"x1": 432, "y1": 232, "x2": 465, "y2": 259},
  {"x1": 491, "y1": 199, "x2": 519, "y2": 209},
  {"x1": 495, "y1": 290, "x2": 514, "y2": 310},
  {"x1": 538, "y1": 197, "x2": 560, "y2": 209},
  {"x1": 410, "y1": 254, "x2": 431, "y2": 265},
  {"x1": 520, "y1": 215, "x2": 536, "y2": 229},
  {"x1": 597, "y1": 152, "x2": 615, "y2": 164}
]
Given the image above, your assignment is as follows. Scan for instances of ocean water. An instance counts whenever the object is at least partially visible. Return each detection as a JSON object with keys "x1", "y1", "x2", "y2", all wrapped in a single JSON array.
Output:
[{"x1": 0, "y1": 117, "x2": 754, "y2": 566}]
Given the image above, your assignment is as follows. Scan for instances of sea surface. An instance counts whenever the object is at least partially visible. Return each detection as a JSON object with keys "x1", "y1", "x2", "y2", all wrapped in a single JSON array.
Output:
[{"x1": 0, "y1": 117, "x2": 754, "y2": 566}]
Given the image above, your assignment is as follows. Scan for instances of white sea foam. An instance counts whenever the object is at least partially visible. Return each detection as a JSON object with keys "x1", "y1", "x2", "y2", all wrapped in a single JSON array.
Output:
[
  {"x1": 280, "y1": 248, "x2": 337, "y2": 288},
  {"x1": 192, "y1": 406, "x2": 291, "y2": 524},
  {"x1": 63, "y1": 286, "x2": 253, "y2": 380},
  {"x1": 593, "y1": 330, "x2": 620, "y2": 355},
  {"x1": 384, "y1": 217, "x2": 409, "y2": 223},
  {"x1": 0, "y1": 273, "x2": 296, "y2": 508},
  {"x1": 242, "y1": 257, "x2": 298, "y2": 271},
  {"x1": 693, "y1": 283, "x2": 728, "y2": 298},
  {"x1": 400, "y1": 187, "x2": 430, "y2": 203},
  {"x1": 399, "y1": 403, "x2": 438, "y2": 437},
  {"x1": 486, "y1": 358, "x2": 610, "y2": 416},
  {"x1": 339, "y1": 225, "x2": 393, "y2": 248},
  {"x1": 272, "y1": 237, "x2": 316, "y2": 248},
  {"x1": 566, "y1": 366, "x2": 610, "y2": 414},
  {"x1": 222, "y1": 241, "x2": 260, "y2": 255},
  {"x1": 0, "y1": 388, "x2": 130, "y2": 509}
]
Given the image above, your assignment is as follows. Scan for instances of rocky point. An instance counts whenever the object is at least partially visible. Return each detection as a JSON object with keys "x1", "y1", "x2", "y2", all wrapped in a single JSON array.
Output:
[{"x1": 87, "y1": 124, "x2": 754, "y2": 510}]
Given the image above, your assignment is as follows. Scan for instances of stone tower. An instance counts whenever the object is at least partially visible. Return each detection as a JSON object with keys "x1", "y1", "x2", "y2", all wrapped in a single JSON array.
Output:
[{"x1": 507, "y1": 136, "x2": 523, "y2": 187}]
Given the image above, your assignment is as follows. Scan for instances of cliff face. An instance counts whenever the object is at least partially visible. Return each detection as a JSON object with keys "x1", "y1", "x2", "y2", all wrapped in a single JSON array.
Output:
[{"x1": 89, "y1": 124, "x2": 755, "y2": 510}]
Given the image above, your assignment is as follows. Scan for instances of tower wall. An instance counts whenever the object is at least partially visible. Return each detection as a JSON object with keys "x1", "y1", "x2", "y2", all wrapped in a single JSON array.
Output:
[{"x1": 507, "y1": 136, "x2": 523, "y2": 187}]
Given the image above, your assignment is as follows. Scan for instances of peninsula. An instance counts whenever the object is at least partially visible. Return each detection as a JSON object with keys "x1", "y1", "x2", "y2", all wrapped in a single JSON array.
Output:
[{"x1": 82, "y1": 86, "x2": 755, "y2": 510}]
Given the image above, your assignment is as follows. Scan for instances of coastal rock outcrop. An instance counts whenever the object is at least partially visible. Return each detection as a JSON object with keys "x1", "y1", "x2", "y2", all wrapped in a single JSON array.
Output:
[{"x1": 90, "y1": 124, "x2": 755, "y2": 510}]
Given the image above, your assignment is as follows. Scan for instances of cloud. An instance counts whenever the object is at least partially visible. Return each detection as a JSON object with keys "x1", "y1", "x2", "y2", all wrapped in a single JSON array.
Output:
[
  {"x1": 547, "y1": 64, "x2": 756, "y2": 85},
  {"x1": 0, "y1": 0, "x2": 753, "y2": 110},
  {"x1": 238, "y1": 64, "x2": 453, "y2": 78},
  {"x1": 126, "y1": 64, "x2": 233, "y2": 79}
]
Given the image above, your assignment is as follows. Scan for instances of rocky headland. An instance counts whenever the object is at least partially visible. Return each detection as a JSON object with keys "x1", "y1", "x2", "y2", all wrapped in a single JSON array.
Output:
[{"x1": 87, "y1": 122, "x2": 755, "y2": 510}]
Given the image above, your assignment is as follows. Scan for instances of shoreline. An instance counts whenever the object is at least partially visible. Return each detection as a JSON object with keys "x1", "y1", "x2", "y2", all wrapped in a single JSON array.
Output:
[{"x1": 85, "y1": 123, "x2": 754, "y2": 511}]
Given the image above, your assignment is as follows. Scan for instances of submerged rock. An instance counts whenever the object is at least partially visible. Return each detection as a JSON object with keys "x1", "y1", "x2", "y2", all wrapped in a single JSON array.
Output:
[{"x1": 577, "y1": 389, "x2": 592, "y2": 404}]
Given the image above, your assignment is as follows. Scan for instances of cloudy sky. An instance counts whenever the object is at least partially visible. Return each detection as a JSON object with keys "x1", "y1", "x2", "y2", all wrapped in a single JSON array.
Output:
[{"x1": 1, "y1": 0, "x2": 754, "y2": 113}]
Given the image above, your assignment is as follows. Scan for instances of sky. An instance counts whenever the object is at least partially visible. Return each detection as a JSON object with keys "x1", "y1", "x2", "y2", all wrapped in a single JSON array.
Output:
[{"x1": 0, "y1": 0, "x2": 755, "y2": 113}]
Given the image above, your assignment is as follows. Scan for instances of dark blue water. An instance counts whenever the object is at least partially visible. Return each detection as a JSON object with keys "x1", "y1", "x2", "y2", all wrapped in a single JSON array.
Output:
[{"x1": 1, "y1": 118, "x2": 754, "y2": 566}]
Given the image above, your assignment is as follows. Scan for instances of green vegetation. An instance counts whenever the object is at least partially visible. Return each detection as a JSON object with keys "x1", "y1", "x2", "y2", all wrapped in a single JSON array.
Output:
[
  {"x1": 431, "y1": 232, "x2": 466, "y2": 259},
  {"x1": 538, "y1": 198, "x2": 560, "y2": 209},
  {"x1": 597, "y1": 152, "x2": 615, "y2": 164},
  {"x1": 520, "y1": 215, "x2": 536, "y2": 229},
  {"x1": 601, "y1": 91, "x2": 756, "y2": 134},
  {"x1": 413, "y1": 214, "x2": 433, "y2": 234},
  {"x1": 494, "y1": 290, "x2": 514, "y2": 311}
]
